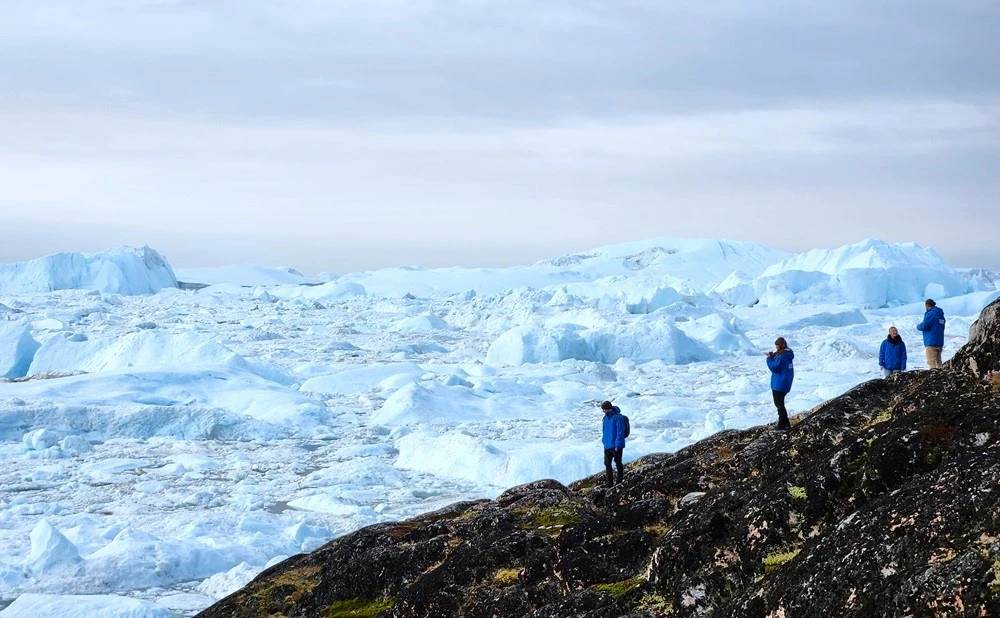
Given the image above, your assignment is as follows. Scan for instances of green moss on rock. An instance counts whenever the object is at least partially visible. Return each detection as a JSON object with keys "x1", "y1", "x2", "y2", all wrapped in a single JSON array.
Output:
[
  {"x1": 513, "y1": 503, "x2": 584, "y2": 535},
  {"x1": 251, "y1": 564, "x2": 323, "y2": 614},
  {"x1": 787, "y1": 485, "x2": 807, "y2": 501},
  {"x1": 638, "y1": 591, "x2": 675, "y2": 615},
  {"x1": 862, "y1": 408, "x2": 892, "y2": 430},
  {"x1": 594, "y1": 576, "x2": 643, "y2": 598},
  {"x1": 491, "y1": 567, "x2": 522, "y2": 586},
  {"x1": 323, "y1": 597, "x2": 394, "y2": 617},
  {"x1": 762, "y1": 548, "x2": 801, "y2": 573}
]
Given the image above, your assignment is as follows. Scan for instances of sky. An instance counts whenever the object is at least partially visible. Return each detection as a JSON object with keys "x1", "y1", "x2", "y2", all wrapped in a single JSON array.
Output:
[{"x1": 1, "y1": 0, "x2": 998, "y2": 275}]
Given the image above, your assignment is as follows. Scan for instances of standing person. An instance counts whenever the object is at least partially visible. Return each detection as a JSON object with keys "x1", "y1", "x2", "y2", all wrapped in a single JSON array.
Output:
[
  {"x1": 600, "y1": 401, "x2": 626, "y2": 487},
  {"x1": 916, "y1": 299, "x2": 946, "y2": 369},
  {"x1": 766, "y1": 337, "x2": 794, "y2": 430},
  {"x1": 878, "y1": 326, "x2": 907, "y2": 377}
]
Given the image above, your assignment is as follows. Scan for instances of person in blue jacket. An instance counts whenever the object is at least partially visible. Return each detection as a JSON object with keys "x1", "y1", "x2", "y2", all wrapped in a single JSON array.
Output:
[
  {"x1": 879, "y1": 326, "x2": 907, "y2": 377},
  {"x1": 916, "y1": 299, "x2": 946, "y2": 369},
  {"x1": 766, "y1": 337, "x2": 794, "y2": 430},
  {"x1": 600, "y1": 400, "x2": 626, "y2": 487}
]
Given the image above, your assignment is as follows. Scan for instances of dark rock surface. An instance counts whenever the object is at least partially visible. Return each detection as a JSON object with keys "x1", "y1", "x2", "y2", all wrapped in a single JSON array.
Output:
[
  {"x1": 199, "y1": 299, "x2": 1000, "y2": 618},
  {"x1": 950, "y1": 297, "x2": 1000, "y2": 380}
]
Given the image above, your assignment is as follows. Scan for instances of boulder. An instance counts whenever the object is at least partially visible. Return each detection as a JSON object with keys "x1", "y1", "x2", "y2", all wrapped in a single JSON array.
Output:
[{"x1": 949, "y1": 297, "x2": 1000, "y2": 379}]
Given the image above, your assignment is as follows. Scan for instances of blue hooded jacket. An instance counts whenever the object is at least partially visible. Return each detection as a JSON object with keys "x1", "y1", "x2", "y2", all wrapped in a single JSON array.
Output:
[
  {"x1": 917, "y1": 306, "x2": 946, "y2": 347},
  {"x1": 766, "y1": 349, "x2": 794, "y2": 393},
  {"x1": 602, "y1": 406, "x2": 626, "y2": 450},
  {"x1": 879, "y1": 336, "x2": 907, "y2": 371}
]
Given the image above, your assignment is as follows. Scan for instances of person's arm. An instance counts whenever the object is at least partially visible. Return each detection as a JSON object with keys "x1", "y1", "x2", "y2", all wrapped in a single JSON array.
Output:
[
  {"x1": 615, "y1": 415, "x2": 626, "y2": 447},
  {"x1": 879, "y1": 341, "x2": 886, "y2": 368},
  {"x1": 917, "y1": 313, "x2": 929, "y2": 331},
  {"x1": 901, "y1": 342, "x2": 907, "y2": 371},
  {"x1": 766, "y1": 354, "x2": 779, "y2": 372}
]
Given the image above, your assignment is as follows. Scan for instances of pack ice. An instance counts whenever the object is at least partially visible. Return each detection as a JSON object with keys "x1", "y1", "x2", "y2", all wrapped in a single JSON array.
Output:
[{"x1": 0, "y1": 238, "x2": 996, "y2": 616}]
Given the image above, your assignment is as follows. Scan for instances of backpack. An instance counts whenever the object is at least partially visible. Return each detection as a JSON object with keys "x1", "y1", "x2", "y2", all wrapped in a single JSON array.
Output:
[{"x1": 622, "y1": 415, "x2": 630, "y2": 438}]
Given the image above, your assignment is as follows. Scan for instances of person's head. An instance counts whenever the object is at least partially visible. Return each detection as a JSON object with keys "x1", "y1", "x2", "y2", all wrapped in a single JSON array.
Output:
[
  {"x1": 601, "y1": 401, "x2": 613, "y2": 412},
  {"x1": 925, "y1": 299, "x2": 936, "y2": 309},
  {"x1": 774, "y1": 337, "x2": 787, "y2": 351},
  {"x1": 888, "y1": 326, "x2": 899, "y2": 338}
]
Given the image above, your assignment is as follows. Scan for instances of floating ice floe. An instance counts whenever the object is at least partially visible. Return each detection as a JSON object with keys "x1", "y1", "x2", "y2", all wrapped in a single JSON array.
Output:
[
  {"x1": 486, "y1": 317, "x2": 715, "y2": 366},
  {"x1": 23, "y1": 521, "x2": 81, "y2": 574},
  {"x1": 0, "y1": 322, "x2": 40, "y2": 379},
  {"x1": 299, "y1": 362, "x2": 425, "y2": 396},
  {"x1": 390, "y1": 313, "x2": 451, "y2": 332},
  {"x1": 0, "y1": 593, "x2": 172, "y2": 618},
  {"x1": 0, "y1": 368, "x2": 330, "y2": 441}
]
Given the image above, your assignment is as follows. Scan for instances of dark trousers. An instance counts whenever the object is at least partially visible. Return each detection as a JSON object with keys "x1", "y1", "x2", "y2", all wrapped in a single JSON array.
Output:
[
  {"x1": 604, "y1": 448, "x2": 624, "y2": 486},
  {"x1": 772, "y1": 390, "x2": 790, "y2": 429}
]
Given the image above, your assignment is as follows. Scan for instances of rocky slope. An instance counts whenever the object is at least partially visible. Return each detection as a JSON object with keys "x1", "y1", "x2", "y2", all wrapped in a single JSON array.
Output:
[{"x1": 199, "y1": 299, "x2": 1000, "y2": 618}]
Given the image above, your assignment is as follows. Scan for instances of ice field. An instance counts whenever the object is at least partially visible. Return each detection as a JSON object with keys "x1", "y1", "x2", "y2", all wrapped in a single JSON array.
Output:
[{"x1": 0, "y1": 239, "x2": 997, "y2": 617}]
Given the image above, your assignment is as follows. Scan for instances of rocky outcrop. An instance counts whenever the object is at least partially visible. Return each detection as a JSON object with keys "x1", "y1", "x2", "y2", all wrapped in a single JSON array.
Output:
[
  {"x1": 950, "y1": 298, "x2": 1000, "y2": 380},
  {"x1": 199, "y1": 299, "x2": 1000, "y2": 618}
]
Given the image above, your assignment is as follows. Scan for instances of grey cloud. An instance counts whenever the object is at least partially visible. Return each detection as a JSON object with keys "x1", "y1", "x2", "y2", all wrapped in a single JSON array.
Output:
[
  {"x1": 2, "y1": 1, "x2": 998, "y2": 121},
  {"x1": 0, "y1": 1, "x2": 997, "y2": 273}
]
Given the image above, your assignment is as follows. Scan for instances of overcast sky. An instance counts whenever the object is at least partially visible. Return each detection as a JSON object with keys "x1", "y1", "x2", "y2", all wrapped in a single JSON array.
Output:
[{"x1": 2, "y1": 0, "x2": 998, "y2": 274}]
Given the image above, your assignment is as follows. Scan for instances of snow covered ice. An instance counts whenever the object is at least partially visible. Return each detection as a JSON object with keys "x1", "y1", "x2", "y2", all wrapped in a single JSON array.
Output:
[
  {"x1": 0, "y1": 239, "x2": 997, "y2": 616},
  {"x1": 0, "y1": 246, "x2": 176, "y2": 296}
]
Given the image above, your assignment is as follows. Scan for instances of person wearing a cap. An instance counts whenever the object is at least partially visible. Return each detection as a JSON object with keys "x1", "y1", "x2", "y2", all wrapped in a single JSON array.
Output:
[{"x1": 600, "y1": 400, "x2": 626, "y2": 487}]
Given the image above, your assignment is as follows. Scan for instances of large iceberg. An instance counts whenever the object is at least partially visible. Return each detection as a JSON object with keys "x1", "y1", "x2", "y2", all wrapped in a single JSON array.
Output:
[
  {"x1": 0, "y1": 246, "x2": 177, "y2": 295},
  {"x1": 753, "y1": 239, "x2": 968, "y2": 307}
]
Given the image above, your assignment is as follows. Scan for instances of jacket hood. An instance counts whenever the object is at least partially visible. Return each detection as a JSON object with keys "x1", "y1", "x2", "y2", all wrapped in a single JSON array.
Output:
[{"x1": 604, "y1": 406, "x2": 621, "y2": 416}]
